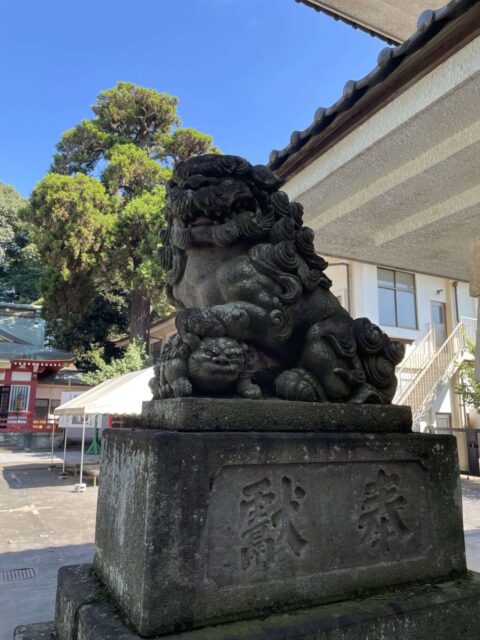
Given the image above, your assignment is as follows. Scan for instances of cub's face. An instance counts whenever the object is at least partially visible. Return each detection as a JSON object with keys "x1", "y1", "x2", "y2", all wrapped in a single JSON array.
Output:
[{"x1": 188, "y1": 337, "x2": 245, "y2": 390}]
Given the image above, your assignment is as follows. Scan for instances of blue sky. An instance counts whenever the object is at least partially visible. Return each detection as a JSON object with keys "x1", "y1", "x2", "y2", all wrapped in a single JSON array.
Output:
[{"x1": 1, "y1": 0, "x2": 384, "y2": 196}]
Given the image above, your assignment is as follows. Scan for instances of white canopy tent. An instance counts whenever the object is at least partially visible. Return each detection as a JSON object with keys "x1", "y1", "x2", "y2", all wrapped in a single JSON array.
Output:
[
  {"x1": 54, "y1": 366, "x2": 154, "y2": 417},
  {"x1": 53, "y1": 366, "x2": 154, "y2": 490}
]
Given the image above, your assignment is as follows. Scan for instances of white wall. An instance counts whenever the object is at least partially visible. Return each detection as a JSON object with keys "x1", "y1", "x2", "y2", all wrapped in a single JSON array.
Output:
[
  {"x1": 429, "y1": 383, "x2": 453, "y2": 419},
  {"x1": 351, "y1": 263, "x2": 378, "y2": 321},
  {"x1": 325, "y1": 256, "x2": 477, "y2": 431},
  {"x1": 325, "y1": 257, "x2": 477, "y2": 343},
  {"x1": 457, "y1": 281, "x2": 477, "y2": 320},
  {"x1": 327, "y1": 262, "x2": 349, "y2": 311}
]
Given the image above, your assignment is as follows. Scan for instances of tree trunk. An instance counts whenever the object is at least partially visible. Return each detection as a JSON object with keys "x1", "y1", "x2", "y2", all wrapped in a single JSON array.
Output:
[{"x1": 129, "y1": 289, "x2": 151, "y2": 345}]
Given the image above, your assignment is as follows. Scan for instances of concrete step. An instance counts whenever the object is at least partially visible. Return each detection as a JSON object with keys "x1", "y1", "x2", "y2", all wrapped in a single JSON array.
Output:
[{"x1": 14, "y1": 622, "x2": 54, "y2": 639}]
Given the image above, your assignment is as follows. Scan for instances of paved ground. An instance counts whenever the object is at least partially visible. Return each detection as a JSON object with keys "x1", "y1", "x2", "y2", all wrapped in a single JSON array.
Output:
[
  {"x1": 2, "y1": 451, "x2": 480, "y2": 640},
  {"x1": 460, "y1": 476, "x2": 480, "y2": 573},
  {"x1": 0, "y1": 448, "x2": 98, "y2": 640}
]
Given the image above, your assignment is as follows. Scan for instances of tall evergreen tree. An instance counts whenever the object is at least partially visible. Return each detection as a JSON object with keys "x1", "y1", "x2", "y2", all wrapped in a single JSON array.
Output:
[
  {"x1": 0, "y1": 182, "x2": 43, "y2": 303},
  {"x1": 29, "y1": 82, "x2": 219, "y2": 366}
]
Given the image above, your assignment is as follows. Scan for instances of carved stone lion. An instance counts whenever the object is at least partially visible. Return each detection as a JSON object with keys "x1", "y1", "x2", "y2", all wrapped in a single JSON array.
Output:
[
  {"x1": 149, "y1": 333, "x2": 261, "y2": 400},
  {"x1": 152, "y1": 154, "x2": 404, "y2": 403}
]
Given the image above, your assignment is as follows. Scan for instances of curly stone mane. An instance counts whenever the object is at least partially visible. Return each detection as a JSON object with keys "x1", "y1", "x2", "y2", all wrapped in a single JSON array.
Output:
[
  {"x1": 159, "y1": 154, "x2": 331, "y2": 306},
  {"x1": 152, "y1": 153, "x2": 405, "y2": 405}
]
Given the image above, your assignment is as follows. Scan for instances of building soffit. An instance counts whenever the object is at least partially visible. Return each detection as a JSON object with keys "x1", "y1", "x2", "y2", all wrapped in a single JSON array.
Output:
[
  {"x1": 281, "y1": 36, "x2": 480, "y2": 281},
  {"x1": 295, "y1": 0, "x2": 446, "y2": 44},
  {"x1": 268, "y1": 0, "x2": 480, "y2": 282}
]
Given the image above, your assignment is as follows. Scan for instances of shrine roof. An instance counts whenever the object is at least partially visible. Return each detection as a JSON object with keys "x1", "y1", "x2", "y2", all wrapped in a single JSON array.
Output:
[{"x1": 0, "y1": 344, "x2": 74, "y2": 363}]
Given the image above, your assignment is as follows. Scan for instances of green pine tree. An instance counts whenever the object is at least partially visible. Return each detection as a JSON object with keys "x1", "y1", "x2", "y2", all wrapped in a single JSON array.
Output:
[{"x1": 29, "y1": 82, "x2": 220, "y2": 369}]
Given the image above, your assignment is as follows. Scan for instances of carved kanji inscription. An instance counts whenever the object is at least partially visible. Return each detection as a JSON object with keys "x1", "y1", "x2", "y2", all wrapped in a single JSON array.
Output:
[
  {"x1": 358, "y1": 468, "x2": 413, "y2": 550},
  {"x1": 208, "y1": 462, "x2": 429, "y2": 586},
  {"x1": 239, "y1": 476, "x2": 307, "y2": 573}
]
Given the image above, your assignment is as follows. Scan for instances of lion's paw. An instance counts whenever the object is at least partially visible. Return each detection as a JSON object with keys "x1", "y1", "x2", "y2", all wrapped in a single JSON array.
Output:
[
  {"x1": 171, "y1": 378, "x2": 193, "y2": 397},
  {"x1": 275, "y1": 368, "x2": 324, "y2": 402},
  {"x1": 236, "y1": 378, "x2": 262, "y2": 400},
  {"x1": 158, "y1": 384, "x2": 173, "y2": 399},
  {"x1": 176, "y1": 308, "x2": 225, "y2": 338}
]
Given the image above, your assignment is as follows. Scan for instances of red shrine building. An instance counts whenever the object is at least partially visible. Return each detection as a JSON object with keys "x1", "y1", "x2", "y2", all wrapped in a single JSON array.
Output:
[{"x1": 0, "y1": 302, "x2": 88, "y2": 448}]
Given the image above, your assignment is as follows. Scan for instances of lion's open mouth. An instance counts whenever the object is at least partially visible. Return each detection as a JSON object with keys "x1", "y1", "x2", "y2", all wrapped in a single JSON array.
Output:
[{"x1": 191, "y1": 216, "x2": 215, "y2": 227}]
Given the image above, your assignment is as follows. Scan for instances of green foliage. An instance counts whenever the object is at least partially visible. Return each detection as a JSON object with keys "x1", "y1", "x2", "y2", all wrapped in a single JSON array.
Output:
[
  {"x1": 81, "y1": 338, "x2": 152, "y2": 385},
  {"x1": 116, "y1": 186, "x2": 168, "y2": 301},
  {"x1": 455, "y1": 337, "x2": 480, "y2": 410},
  {"x1": 161, "y1": 127, "x2": 220, "y2": 164},
  {"x1": 43, "y1": 277, "x2": 129, "y2": 372},
  {"x1": 0, "y1": 182, "x2": 44, "y2": 303},
  {"x1": 102, "y1": 144, "x2": 169, "y2": 199},
  {"x1": 29, "y1": 174, "x2": 120, "y2": 369},
  {"x1": 29, "y1": 81, "x2": 218, "y2": 371},
  {"x1": 51, "y1": 81, "x2": 216, "y2": 178},
  {"x1": 0, "y1": 182, "x2": 22, "y2": 261},
  {"x1": 29, "y1": 174, "x2": 115, "y2": 280},
  {"x1": 93, "y1": 82, "x2": 179, "y2": 152},
  {"x1": 52, "y1": 120, "x2": 110, "y2": 175}
]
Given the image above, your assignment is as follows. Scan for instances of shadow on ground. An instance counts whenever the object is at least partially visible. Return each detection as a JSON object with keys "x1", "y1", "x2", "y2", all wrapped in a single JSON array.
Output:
[
  {"x1": 0, "y1": 544, "x2": 94, "y2": 640},
  {"x1": 2, "y1": 465, "x2": 75, "y2": 489}
]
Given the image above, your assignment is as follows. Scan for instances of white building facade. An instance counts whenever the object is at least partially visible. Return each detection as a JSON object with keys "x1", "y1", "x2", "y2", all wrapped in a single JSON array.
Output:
[
  {"x1": 323, "y1": 256, "x2": 477, "y2": 471},
  {"x1": 268, "y1": 0, "x2": 480, "y2": 472}
]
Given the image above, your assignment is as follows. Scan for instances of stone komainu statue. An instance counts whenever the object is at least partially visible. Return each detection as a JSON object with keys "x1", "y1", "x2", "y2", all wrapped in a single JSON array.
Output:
[{"x1": 151, "y1": 154, "x2": 404, "y2": 404}]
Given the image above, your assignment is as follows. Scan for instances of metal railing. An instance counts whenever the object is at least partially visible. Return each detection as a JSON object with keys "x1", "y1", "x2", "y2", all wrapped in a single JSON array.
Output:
[
  {"x1": 394, "y1": 324, "x2": 436, "y2": 401},
  {"x1": 0, "y1": 416, "x2": 59, "y2": 432},
  {"x1": 461, "y1": 316, "x2": 477, "y2": 344},
  {"x1": 396, "y1": 317, "x2": 476, "y2": 429}
]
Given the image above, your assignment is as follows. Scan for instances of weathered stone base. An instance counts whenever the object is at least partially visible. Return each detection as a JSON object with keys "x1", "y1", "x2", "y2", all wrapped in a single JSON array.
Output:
[
  {"x1": 142, "y1": 397, "x2": 412, "y2": 433},
  {"x1": 14, "y1": 623, "x2": 54, "y2": 640},
  {"x1": 12, "y1": 402, "x2": 471, "y2": 639},
  {"x1": 93, "y1": 426, "x2": 465, "y2": 636},
  {"x1": 14, "y1": 567, "x2": 480, "y2": 640}
]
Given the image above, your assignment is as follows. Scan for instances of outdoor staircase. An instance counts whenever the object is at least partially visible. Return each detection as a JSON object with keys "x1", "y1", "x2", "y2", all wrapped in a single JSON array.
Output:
[{"x1": 393, "y1": 317, "x2": 477, "y2": 430}]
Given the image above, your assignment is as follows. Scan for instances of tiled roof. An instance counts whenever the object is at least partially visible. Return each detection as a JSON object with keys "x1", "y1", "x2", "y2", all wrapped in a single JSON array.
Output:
[
  {"x1": 0, "y1": 302, "x2": 42, "y2": 313},
  {"x1": 0, "y1": 344, "x2": 74, "y2": 362},
  {"x1": 269, "y1": 0, "x2": 478, "y2": 174},
  {"x1": 0, "y1": 328, "x2": 29, "y2": 344}
]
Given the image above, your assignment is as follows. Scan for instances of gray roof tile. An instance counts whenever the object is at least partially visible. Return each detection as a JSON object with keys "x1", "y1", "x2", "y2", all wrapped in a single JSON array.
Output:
[{"x1": 0, "y1": 344, "x2": 74, "y2": 362}]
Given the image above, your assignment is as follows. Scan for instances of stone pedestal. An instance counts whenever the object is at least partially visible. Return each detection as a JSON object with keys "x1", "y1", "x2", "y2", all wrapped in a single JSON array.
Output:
[
  {"x1": 14, "y1": 569, "x2": 480, "y2": 640},
  {"x1": 94, "y1": 424, "x2": 464, "y2": 635},
  {"x1": 14, "y1": 400, "x2": 480, "y2": 639}
]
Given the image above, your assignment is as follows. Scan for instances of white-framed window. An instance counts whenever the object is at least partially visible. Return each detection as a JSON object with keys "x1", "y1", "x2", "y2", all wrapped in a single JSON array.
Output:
[
  {"x1": 435, "y1": 412, "x2": 452, "y2": 430},
  {"x1": 34, "y1": 398, "x2": 50, "y2": 419},
  {"x1": 49, "y1": 399, "x2": 61, "y2": 416},
  {"x1": 11, "y1": 372, "x2": 32, "y2": 382},
  {"x1": 378, "y1": 268, "x2": 417, "y2": 329},
  {"x1": 8, "y1": 385, "x2": 30, "y2": 412}
]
